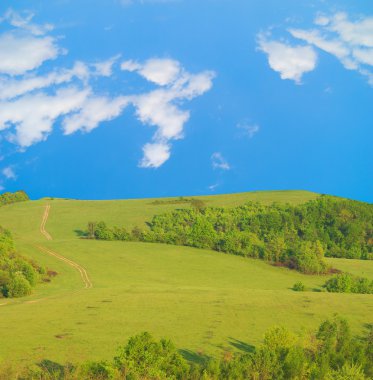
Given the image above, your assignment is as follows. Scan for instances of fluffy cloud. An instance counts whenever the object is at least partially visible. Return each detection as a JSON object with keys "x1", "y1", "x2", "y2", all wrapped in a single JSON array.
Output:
[
  {"x1": 211, "y1": 152, "x2": 230, "y2": 171},
  {"x1": 288, "y1": 12, "x2": 373, "y2": 84},
  {"x1": 93, "y1": 55, "x2": 121, "y2": 77},
  {"x1": 140, "y1": 142, "x2": 170, "y2": 168},
  {"x1": 259, "y1": 12, "x2": 373, "y2": 85},
  {"x1": 0, "y1": 33, "x2": 62, "y2": 76},
  {"x1": 63, "y1": 95, "x2": 129, "y2": 135},
  {"x1": 0, "y1": 9, "x2": 215, "y2": 177},
  {"x1": 122, "y1": 58, "x2": 182, "y2": 86},
  {"x1": 258, "y1": 35, "x2": 317, "y2": 83},
  {"x1": 123, "y1": 58, "x2": 215, "y2": 167},
  {"x1": 0, "y1": 87, "x2": 90, "y2": 147},
  {"x1": 0, "y1": 61, "x2": 89, "y2": 100}
]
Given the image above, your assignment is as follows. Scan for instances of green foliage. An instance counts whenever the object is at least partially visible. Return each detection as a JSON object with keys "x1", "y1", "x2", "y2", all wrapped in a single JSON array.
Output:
[
  {"x1": 293, "y1": 281, "x2": 306, "y2": 291},
  {"x1": 80, "y1": 361, "x2": 117, "y2": 379},
  {"x1": 0, "y1": 190, "x2": 29, "y2": 207},
  {"x1": 6, "y1": 273, "x2": 32, "y2": 297},
  {"x1": 0, "y1": 225, "x2": 49, "y2": 298},
  {"x1": 91, "y1": 196, "x2": 373, "y2": 274},
  {"x1": 324, "y1": 273, "x2": 373, "y2": 294},
  {"x1": 114, "y1": 332, "x2": 189, "y2": 379},
  {"x1": 94, "y1": 222, "x2": 114, "y2": 241},
  {"x1": 10, "y1": 318, "x2": 373, "y2": 380}
]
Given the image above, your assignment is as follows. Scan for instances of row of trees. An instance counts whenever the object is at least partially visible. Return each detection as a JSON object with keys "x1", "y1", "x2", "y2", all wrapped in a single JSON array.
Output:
[
  {"x1": 4, "y1": 317, "x2": 373, "y2": 379},
  {"x1": 88, "y1": 196, "x2": 373, "y2": 274},
  {"x1": 0, "y1": 190, "x2": 29, "y2": 207},
  {"x1": 0, "y1": 226, "x2": 50, "y2": 298}
]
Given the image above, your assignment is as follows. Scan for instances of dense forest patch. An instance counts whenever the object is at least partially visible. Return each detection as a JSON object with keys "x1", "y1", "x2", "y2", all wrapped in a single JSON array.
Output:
[
  {"x1": 0, "y1": 226, "x2": 52, "y2": 298},
  {"x1": 0, "y1": 190, "x2": 29, "y2": 207},
  {"x1": 89, "y1": 196, "x2": 373, "y2": 274}
]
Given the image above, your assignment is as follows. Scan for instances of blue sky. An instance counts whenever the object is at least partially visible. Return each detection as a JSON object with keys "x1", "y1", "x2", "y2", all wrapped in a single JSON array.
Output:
[{"x1": 0, "y1": 0, "x2": 372, "y2": 202}]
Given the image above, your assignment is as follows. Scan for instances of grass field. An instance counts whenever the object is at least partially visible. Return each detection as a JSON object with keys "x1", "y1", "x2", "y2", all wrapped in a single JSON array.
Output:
[{"x1": 0, "y1": 190, "x2": 372, "y2": 366}]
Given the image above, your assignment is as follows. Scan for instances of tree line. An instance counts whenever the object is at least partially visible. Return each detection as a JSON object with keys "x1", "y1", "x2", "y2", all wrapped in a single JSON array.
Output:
[
  {"x1": 2, "y1": 317, "x2": 373, "y2": 379},
  {"x1": 0, "y1": 190, "x2": 29, "y2": 207},
  {"x1": 87, "y1": 196, "x2": 373, "y2": 275},
  {"x1": 0, "y1": 226, "x2": 53, "y2": 298}
]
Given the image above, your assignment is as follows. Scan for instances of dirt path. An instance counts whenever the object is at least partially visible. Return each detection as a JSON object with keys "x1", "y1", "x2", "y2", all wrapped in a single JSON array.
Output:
[
  {"x1": 40, "y1": 204, "x2": 52, "y2": 240},
  {"x1": 36, "y1": 245, "x2": 93, "y2": 289},
  {"x1": 38, "y1": 204, "x2": 93, "y2": 289}
]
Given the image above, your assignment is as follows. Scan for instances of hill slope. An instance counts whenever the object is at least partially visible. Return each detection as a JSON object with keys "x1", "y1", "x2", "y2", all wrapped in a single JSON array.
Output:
[{"x1": 0, "y1": 190, "x2": 372, "y2": 365}]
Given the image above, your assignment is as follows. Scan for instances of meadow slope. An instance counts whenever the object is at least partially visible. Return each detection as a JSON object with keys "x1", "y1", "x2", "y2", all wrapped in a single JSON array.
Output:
[{"x1": 0, "y1": 190, "x2": 372, "y2": 365}]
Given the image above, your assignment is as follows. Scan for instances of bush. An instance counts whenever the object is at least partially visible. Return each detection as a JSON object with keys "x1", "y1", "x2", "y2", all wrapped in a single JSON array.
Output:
[
  {"x1": 324, "y1": 273, "x2": 373, "y2": 294},
  {"x1": 114, "y1": 332, "x2": 189, "y2": 379},
  {"x1": 6, "y1": 273, "x2": 32, "y2": 297},
  {"x1": 80, "y1": 361, "x2": 116, "y2": 379},
  {"x1": 293, "y1": 282, "x2": 305, "y2": 291},
  {"x1": 94, "y1": 222, "x2": 114, "y2": 241}
]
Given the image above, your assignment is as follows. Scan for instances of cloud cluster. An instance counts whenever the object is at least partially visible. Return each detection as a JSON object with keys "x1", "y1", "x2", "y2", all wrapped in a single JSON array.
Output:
[
  {"x1": 258, "y1": 12, "x2": 373, "y2": 85},
  {"x1": 122, "y1": 58, "x2": 215, "y2": 167},
  {"x1": 0, "y1": 9, "x2": 215, "y2": 177}
]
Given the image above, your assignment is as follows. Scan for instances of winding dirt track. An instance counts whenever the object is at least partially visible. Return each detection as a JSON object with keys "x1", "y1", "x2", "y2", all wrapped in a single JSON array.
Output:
[
  {"x1": 40, "y1": 204, "x2": 52, "y2": 240},
  {"x1": 38, "y1": 204, "x2": 93, "y2": 289}
]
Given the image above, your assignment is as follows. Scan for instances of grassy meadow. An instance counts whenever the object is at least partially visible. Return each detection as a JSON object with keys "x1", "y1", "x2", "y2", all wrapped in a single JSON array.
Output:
[{"x1": 0, "y1": 190, "x2": 372, "y2": 366}]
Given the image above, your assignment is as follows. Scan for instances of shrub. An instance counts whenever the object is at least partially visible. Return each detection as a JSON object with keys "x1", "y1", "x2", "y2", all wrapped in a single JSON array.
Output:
[
  {"x1": 324, "y1": 273, "x2": 373, "y2": 294},
  {"x1": 114, "y1": 332, "x2": 189, "y2": 379},
  {"x1": 94, "y1": 222, "x2": 114, "y2": 241},
  {"x1": 6, "y1": 273, "x2": 32, "y2": 297},
  {"x1": 80, "y1": 361, "x2": 116, "y2": 379},
  {"x1": 293, "y1": 282, "x2": 305, "y2": 291}
]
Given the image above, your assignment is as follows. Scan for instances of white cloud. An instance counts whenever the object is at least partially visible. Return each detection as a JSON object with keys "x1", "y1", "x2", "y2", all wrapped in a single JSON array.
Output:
[
  {"x1": 0, "y1": 61, "x2": 89, "y2": 101},
  {"x1": 0, "y1": 9, "x2": 214, "y2": 175},
  {"x1": 133, "y1": 89, "x2": 189, "y2": 141},
  {"x1": 0, "y1": 87, "x2": 90, "y2": 147},
  {"x1": 208, "y1": 183, "x2": 219, "y2": 191},
  {"x1": 63, "y1": 95, "x2": 129, "y2": 135},
  {"x1": 2, "y1": 166, "x2": 16, "y2": 180},
  {"x1": 120, "y1": 60, "x2": 141, "y2": 72},
  {"x1": 126, "y1": 59, "x2": 215, "y2": 167},
  {"x1": 237, "y1": 122, "x2": 260, "y2": 138},
  {"x1": 140, "y1": 142, "x2": 170, "y2": 168},
  {"x1": 288, "y1": 12, "x2": 373, "y2": 84},
  {"x1": 93, "y1": 55, "x2": 121, "y2": 77},
  {"x1": 353, "y1": 48, "x2": 373, "y2": 66},
  {"x1": 0, "y1": 8, "x2": 53, "y2": 36},
  {"x1": 328, "y1": 12, "x2": 373, "y2": 48},
  {"x1": 137, "y1": 58, "x2": 181, "y2": 86},
  {"x1": 211, "y1": 152, "x2": 230, "y2": 171},
  {"x1": 0, "y1": 33, "x2": 62, "y2": 76},
  {"x1": 258, "y1": 35, "x2": 317, "y2": 83}
]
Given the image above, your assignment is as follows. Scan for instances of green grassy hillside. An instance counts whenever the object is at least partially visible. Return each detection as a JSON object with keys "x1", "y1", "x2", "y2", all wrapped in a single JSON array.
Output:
[{"x1": 0, "y1": 190, "x2": 371, "y2": 366}]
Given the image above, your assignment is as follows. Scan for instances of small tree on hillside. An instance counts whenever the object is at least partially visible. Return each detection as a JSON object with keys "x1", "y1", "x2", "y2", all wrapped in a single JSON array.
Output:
[{"x1": 87, "y1": 222, "x2": 97, "y2": 239}]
